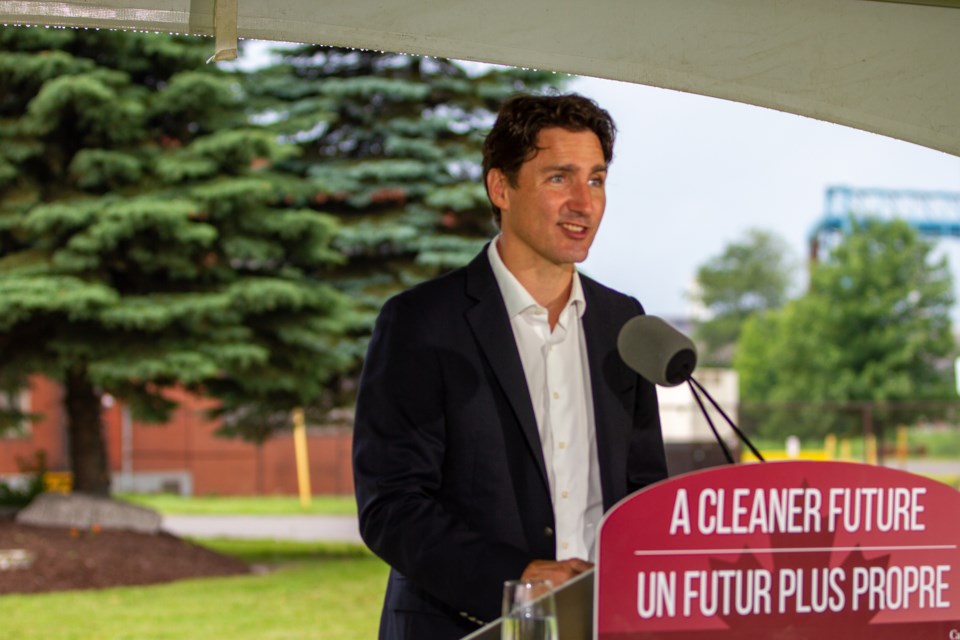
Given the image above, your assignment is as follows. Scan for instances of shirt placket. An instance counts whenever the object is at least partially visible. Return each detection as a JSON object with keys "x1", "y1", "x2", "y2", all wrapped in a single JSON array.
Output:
[{"x1": 545, "y1": 309, "x2": 582, "y2": 559}]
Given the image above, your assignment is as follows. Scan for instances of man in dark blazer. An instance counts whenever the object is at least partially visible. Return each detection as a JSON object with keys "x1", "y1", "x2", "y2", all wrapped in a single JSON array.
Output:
[{"x1": 353, "y1": 94, "x2": 668, "y2": 640}]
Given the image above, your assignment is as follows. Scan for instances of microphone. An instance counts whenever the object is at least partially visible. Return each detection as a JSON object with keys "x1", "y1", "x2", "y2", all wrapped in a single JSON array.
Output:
[
  {"x1": 617, "y1": 315, "x2": 765, "y2": 464},
  {"x1": 617, "y1": 315, "x2": 697, "y2": 387}
]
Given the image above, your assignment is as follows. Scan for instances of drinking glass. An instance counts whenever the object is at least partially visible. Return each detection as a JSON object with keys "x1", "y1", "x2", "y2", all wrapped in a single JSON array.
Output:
[{"x1": 501, "y1": 579, "x2": 559, "y2": 640}]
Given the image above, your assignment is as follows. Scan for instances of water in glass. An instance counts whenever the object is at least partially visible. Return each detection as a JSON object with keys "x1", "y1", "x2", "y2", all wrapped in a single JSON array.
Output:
[{"x1": 501, "y1": 579, "x2": 558, "y2": 640}]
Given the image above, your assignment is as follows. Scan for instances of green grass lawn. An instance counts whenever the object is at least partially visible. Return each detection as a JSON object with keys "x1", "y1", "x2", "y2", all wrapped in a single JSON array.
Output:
[
  {"x1": 0, "y1": 540, "x2": 389, "y2": 640},
  {"x1": 0, "y1": 497, "x2": 381, "y2": 637},
  {"x1": 908, "y1": 428, "x2": 960, "y2": 459},
  {"x1": 117, "y1": 493, "x2": 358, "y2": 516}
]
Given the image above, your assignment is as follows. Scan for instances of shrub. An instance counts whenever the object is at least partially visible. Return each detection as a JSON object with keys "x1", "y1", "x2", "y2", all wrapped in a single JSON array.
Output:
[{"x1": 0, "y1": 450, "x2": 47, "y2": 507}]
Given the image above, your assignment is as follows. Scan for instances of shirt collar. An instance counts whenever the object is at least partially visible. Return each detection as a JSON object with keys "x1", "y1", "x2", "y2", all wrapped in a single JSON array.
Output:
[{"x1": 487, "y1": 237, "x2": 587, "y2": 319}]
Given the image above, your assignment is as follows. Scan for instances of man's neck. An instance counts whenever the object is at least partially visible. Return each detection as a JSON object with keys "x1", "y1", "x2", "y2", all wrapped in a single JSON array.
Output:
[{"x1": 496, "y1": 238, "x2": 574, "y2": 329}]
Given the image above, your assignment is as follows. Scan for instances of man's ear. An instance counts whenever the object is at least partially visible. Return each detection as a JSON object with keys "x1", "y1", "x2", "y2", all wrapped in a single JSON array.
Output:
[{"x1": 486, "y1": 169, "x2": 510, "y2": 213}]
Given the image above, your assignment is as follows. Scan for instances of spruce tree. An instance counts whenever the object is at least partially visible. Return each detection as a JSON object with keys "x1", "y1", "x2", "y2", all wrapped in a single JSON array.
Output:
[
  {"x1": 244, "y1": 46, "x2": 560, "y2": 335},
  {"x1": 0, "y1": 31, "x2": 563, "y2": 495},
  {"x1": 0, "y1": 28, "x2": 351, "y2": 495}
]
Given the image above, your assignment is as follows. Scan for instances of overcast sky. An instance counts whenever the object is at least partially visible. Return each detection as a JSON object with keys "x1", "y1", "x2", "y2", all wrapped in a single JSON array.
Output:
[{"x1": 570, "y1": 75, "x2": 960, "y2": 320}]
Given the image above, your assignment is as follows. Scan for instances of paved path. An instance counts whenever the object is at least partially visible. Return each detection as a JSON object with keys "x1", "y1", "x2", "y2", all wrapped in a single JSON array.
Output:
[
  {"x1": 162, "y1": 514, "x2": 363, "y2": 543},
  {"x1": 883, "y1": 459, "x2": 960, "y2": 478},
  {"x1": 162, "y1": 460, "x2": 960, "y2": 542}
]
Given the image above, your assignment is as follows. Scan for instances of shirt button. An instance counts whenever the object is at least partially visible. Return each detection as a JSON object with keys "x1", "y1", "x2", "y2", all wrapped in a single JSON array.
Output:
[
  {"x1": 562, "y1": 542, "x2": 570, "y2": 551},
  {"x1": 558, "y1": 441, "x2": 566, "y2": 450},
  {"x1": 561, "y1": 490, "x2": 569, "y2": 499},
  {"x1": 544, "y1": 526, "x2": 554, "y2": 537},
  {"x1": 552, "y1": 392, "x2": 560, "y2": 400}
]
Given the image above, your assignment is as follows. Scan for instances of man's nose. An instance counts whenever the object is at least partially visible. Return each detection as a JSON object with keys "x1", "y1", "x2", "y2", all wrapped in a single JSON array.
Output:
[{"x1": 568, "y1": 181, "x2": 597, "y2": 214}]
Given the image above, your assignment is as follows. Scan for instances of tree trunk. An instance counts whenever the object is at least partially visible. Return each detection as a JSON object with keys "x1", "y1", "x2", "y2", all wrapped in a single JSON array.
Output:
[{"x1": 64, "y1": 367, "x2": 111, "y2": 496}]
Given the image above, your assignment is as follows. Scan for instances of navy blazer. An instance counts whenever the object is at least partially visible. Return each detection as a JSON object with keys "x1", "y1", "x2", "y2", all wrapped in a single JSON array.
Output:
[{"x1": 353, "y1": 248, "x2": 667, "y2": 640}]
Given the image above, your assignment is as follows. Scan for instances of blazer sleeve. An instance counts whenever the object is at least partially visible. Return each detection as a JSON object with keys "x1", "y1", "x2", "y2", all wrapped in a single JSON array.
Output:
[{"x1": 352, "y1": 294, "x2": 533, "y2": 621}]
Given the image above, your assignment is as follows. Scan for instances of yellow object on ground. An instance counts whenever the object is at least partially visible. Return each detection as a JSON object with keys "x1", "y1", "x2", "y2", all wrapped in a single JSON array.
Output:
[{"x1": 43, "y1": 472, "x2": 73, "y2": 494}]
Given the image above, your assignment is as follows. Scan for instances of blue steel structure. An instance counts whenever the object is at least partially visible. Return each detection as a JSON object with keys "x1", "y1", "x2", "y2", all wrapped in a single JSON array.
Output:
[{"x1": 809, "y1": 186, "x2": 960, "y2": 262}]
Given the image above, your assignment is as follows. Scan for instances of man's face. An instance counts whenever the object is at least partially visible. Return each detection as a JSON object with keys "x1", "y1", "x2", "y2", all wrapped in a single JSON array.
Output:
[{"x1": 489, "y1": 127, "x2": 607, "y2": 269}]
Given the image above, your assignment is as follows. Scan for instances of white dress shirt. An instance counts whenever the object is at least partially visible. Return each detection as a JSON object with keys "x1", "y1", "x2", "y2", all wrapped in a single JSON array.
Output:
[{"x1": 487, "y1": 239, "x2": 604, "y2": 561}]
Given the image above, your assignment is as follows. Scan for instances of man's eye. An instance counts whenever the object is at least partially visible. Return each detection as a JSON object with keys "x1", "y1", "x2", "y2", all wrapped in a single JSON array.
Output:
[
  {"x1": 589, "y1": 177, "x2": 605, "y2": 187},
  {"x1": 549, "y1": 175, "x2": 565, "y2": 183}
]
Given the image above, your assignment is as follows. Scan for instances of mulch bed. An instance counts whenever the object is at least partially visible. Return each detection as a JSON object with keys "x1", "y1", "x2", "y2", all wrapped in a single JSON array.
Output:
[{"x1": 0, "y1": 520, "x2": 250, "y2": 595}]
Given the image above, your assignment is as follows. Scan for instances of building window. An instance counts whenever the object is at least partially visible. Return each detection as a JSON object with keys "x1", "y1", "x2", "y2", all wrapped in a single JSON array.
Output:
[{"x1": 0, "y1": 389, "x2": 31, "y2": 439}]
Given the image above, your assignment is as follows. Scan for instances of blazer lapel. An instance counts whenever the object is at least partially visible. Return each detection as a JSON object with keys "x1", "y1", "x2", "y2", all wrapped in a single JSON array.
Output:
[
  {"x1": 464, "y1": 249, "x2": 550, "y2": 493},
  {"x1": 582, "y1": 278, "x2": 634, "y2": 510}
]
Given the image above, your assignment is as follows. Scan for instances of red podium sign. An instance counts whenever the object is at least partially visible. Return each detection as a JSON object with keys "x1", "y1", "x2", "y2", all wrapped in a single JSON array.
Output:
[{"x1": 596, "y1": 461, "x2": 960, "y2": 639}]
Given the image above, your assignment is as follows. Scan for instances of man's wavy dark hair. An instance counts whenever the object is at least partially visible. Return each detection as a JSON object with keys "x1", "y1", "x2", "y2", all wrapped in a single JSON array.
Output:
[{"x1": 482, "y1": 93, "x2": 617, "y2": 227}]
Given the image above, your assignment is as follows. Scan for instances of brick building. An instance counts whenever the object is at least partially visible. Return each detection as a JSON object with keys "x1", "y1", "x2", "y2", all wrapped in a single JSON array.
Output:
[{"x1": 0, "y1": 377, "x2": 354, "y2": 496}]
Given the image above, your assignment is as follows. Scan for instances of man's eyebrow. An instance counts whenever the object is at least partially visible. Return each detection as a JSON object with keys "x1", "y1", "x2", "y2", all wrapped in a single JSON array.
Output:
[{"x1": 541, "y1": 164, "x2": 608, "y2": 173}]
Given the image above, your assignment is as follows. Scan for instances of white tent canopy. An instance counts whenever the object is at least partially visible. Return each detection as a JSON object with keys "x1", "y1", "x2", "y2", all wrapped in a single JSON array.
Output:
[{"x1": 2, "y1": 0, "x2": 959, "y2": 157}]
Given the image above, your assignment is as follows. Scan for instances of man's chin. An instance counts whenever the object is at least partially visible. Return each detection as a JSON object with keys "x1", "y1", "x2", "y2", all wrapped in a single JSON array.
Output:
[{"x1": 563, "y1": 247, "x2": 593, "y2": 265}]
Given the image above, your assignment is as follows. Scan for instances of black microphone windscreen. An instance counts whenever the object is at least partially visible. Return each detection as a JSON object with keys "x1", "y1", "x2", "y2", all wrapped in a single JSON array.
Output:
[{"x1": 617, "y1": 315, "x2": 698, "y2": 387}]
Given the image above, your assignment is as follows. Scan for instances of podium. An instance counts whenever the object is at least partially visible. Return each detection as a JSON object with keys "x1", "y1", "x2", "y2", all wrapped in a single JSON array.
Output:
[{"x1": 465, "y1": 461, "x2": 960, "y2": 639}]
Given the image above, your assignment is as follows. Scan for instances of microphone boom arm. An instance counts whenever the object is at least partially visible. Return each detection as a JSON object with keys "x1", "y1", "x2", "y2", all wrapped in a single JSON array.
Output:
[
  {"x1": 688, "y1": 375, "x2": 766, "y2": 463},
  {"x1": 686, "y1": 379, "x2": 735, "y2": 465}
]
